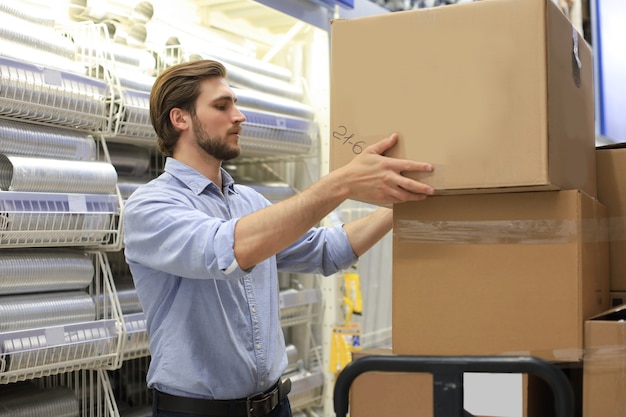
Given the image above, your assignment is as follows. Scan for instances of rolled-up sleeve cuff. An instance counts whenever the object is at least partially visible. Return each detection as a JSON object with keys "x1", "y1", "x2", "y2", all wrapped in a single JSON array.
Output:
[
  {"x1": 214, "y1": 219, "x2": 253, "y2": 277},
  {"x1": 333, "y1": 225, "x2": 359, "y2": 271}
]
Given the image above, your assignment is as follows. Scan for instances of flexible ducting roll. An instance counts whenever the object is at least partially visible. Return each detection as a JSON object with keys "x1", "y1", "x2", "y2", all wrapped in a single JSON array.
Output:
[
  {"x1": 0, "y1": 3, "x2": 56, "y2": 27},
  {"x1": 0, "y1": 56, "x2": 111, "y2": 132},
  {"x1": 199, "y1": 48, "x2": 292, "y2": 83},
  {"x1": 0, "y1": 155, "x2": 118, "y2": 194},
  {"x1": 233, "y1": 87, "x2": 314, "y2": 120},
  {"x1": 107, "y1": 143, "x2": 151, "y2": 177},
  {"x1": 224, "y1": 64, "x2": 303, "y2": 102},
  {"x1": 242, "y1": 182, "x2": 296, "y2": 204},
  {"x1": 0, "y1": 39, "x2": 85, "y2": 75},
  {"x1": 109, "y1": 279, "x2": 142, "y2": 315},
  {"x1": 0, "y1": 291, "x2": 97, "y2": 332},
  {"x1": 0, "y1": 249, "x2": 93, "y2": 295},
  {"x1": 0, "y1": 11, "x2": 77, "y2": 60},
  {"x1": 0, "y1": 383, "x2": 79, "y2": 417},
  {"x1": 117, "y1": 178, "x2": 146, "y2": 201},
  {"x1": 0, "y1": 119, "x2": 97, "y2": 161},
  {"x1": 115, "y1": 88, "x2": 154, "y2": 138},
  {"x1": 284, "y1": 344, "x2": 301, "y2": 374}
]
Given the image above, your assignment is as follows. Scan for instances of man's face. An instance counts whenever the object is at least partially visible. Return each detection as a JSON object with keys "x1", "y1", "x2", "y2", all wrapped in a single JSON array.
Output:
[{"x1": 192, "y1": 77, "x2": 246, "y2": 161}]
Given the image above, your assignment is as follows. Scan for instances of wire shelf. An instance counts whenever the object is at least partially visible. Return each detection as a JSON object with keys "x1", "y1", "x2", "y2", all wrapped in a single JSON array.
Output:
[
  {"x1": 36, "y1": 368, "x2": 120, "y2": 417},
  {"x1": 0, "y1": 252, "x2": 123, "y2": 384},
  {"x1": 286, "y1": 369, "x2": 324, "y2": 411},
  {"x1": 113, "y1": 88, "x2": 154, "y2": 140},
  {"x1": 0, "y1": 191, "x2": 121, "y2": 249},
  {"x1": 238, "y1": 108, "x2": 315, "y2": 158},
  {"x1": 0, "y1": 118, "x2": 97, "y2": 161},
  {"x1": 0, "y1": 55, "x2": 115, "y2": 133},
  {"x1": 119, "y1": 312, "x2": 149, "y2": 362},
  {"x1": 280, "y1": 289, "x2": 321, "y2": 328}
]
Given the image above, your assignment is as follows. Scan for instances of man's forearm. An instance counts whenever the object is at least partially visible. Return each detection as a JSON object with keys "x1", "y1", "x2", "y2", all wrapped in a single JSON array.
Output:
[
  {"x1": 233, "y1": 172, "x2": 350, "y2": 270},
  {"x1": 343, "y1": 207, "x2": 393, "y2": 257}
]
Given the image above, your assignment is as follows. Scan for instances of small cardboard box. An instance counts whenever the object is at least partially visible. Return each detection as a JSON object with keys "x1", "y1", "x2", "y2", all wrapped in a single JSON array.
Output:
[
  {"x1": 349, "y1": 349, "x2": 433, "y2": 417},
  {"x1": 330, "y1": 0, "x2": 596, "y2": 197},
  {"x1": 583, "y1": 305, "x2": 626, "y2": 417},
  {"x1": 392, "y1": 190, "x2": 609, "y2": 361},
  {"x1": 596, "y1": 145, "x2": 626, "y2": 290}
]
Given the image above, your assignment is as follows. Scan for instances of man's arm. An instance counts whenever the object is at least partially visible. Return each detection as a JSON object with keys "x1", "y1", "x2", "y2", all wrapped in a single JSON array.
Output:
[
  {"x1": 233, "y1": 133, "x2": 433, "y2": 270},
  {"x1": 343, "y1": 207, "x2": 393, "y2": 257}
]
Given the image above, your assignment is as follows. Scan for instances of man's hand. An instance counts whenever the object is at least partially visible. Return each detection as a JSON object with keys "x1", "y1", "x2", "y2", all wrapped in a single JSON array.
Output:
[{"x1": 335, "y1": 133, "x2": 435, "y2": 205}]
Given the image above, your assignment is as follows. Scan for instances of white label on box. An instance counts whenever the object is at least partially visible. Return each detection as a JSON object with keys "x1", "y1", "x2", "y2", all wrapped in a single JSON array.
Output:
[{"x1": 464, "y1": 373, "x2": 523, "y2": 417}]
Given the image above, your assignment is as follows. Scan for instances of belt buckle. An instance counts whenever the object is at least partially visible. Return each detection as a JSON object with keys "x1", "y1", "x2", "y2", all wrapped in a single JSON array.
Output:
[{"x1": 245, "y1": 384, "x2": 279, "y2": 417}]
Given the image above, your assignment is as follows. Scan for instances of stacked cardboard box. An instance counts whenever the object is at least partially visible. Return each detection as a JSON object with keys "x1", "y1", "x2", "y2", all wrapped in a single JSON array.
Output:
[{"x1": 330, "y1": 0, "x2": 624, "y2": 416}]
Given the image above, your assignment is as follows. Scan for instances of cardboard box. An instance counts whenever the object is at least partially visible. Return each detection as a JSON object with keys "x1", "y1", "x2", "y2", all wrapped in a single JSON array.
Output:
[
  {"x1": 583, "y1": 305, "x2": 626, "y2": 417},
  {"x1": 350, "y1": 349, "x2": 581, "y2": 417},
  {"x1": 330, "y1": 0, "x2": 596, "y2": 197},
  {"x1": 596, "y1": 145, "x2": 626, "y2": 290},
  {"x1": 349, "y1": 349, "x2": 433, "y2": 417},
  {"x1": 392, "y1": 190, "x2": 609, "y2": 361}
]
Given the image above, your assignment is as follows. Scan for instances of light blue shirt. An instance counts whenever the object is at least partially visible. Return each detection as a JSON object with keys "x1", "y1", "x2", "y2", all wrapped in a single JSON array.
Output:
[{"x1": 123, "y1": 158, "x2": 357, "y2": 400}]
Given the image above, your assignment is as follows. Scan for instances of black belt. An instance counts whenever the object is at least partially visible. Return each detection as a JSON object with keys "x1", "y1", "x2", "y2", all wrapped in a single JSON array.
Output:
[{"x1": 154, "y1": 378, "x2": 291, "y2": 417}]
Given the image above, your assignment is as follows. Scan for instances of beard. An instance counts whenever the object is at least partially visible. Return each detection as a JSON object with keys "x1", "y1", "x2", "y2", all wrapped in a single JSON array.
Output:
[{"x1": 192, "y1": 117, "x2": 241, "y2": 161}]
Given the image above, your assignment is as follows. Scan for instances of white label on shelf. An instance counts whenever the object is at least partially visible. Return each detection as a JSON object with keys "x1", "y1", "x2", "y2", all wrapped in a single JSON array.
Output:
[
  {"x1": 68, "y1": 194, "x2": 88, "y2": 212},
  {"x1": 45, "y1": 326, "x2": 65, "y2": 346},
  {"x1": 43, "y1": 68, "x2": 63, "y2": 86}
]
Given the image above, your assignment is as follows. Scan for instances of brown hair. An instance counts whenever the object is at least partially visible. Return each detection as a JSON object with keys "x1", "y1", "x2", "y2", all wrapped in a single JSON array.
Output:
[{"x1": 150, "y1": 59, "x2": 227, "y2": 156}]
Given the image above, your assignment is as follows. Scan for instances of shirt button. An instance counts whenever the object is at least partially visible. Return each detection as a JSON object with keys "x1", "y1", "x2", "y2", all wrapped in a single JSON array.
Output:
[
  {"x1": 260, "y1": 381, "x2": 266, "y2": 387},
  {"x1": 256, "y1": 343, "x2": 262, "y2": 350},
  {"x1": 251, "y1": 307, "x2": 256, "y2": 313}
]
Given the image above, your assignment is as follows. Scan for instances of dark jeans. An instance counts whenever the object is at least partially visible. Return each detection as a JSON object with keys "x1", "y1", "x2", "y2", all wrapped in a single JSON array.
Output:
[{"x1": 152, "y1": 397, "x2": 292, "y2": 417}]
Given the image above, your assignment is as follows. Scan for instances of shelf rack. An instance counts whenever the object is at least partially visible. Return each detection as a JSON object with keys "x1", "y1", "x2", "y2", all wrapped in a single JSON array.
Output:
[{"x1": 0, "y1": 251, "x2": 123, "y2": 385}]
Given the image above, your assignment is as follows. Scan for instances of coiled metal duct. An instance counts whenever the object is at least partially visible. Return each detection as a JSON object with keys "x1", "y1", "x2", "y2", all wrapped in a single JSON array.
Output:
[
  {"x1": 0, "y1": 119, "x2": 97, "y2": 161},
  {"x1": 0, "y1": 155, "x2": 118, "y2": 194},
  {"x1": 0, "y1": 384, "x2": 79, "y2": 417},
  {"x1": 0, "y1": 56, "x2": 111, "y2": 132},
  {"x1": 108, "y1": 143, "x2": 151, "y2": 177},
  {"x1": 0, "y1": 12, "x2": 77, "y2": 60},
  {"x1": 0, "y1": 291, "x2": 97, "y2": 332},
  {"x1": 233, "y1": 87, "x2": 314, "y2": 120},
  {"x1": 117, "y1": 179, "x2": 146, "y2": 201},
  {"x1": 0, "y1": 3, "x2": 56, "y2": 27},
  {"x1": 0, "y1": 249, "x2": 93, "y2": 295}
]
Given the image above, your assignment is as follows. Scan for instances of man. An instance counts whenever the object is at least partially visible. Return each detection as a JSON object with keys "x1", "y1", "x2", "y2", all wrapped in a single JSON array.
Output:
[{"x1": 123, "y1": 59, "x2": 434, "y2": 417}]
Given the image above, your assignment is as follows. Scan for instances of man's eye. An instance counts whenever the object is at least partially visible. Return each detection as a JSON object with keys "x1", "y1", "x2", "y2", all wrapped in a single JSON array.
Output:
[{"x1": 216, "y1": 104, "x2": 227, "y2": 110}]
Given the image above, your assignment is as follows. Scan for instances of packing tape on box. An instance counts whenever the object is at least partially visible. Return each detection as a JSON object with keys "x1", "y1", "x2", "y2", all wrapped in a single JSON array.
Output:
[{"x1": 395, "y1": 218, "x2": 609, "y2": 244}]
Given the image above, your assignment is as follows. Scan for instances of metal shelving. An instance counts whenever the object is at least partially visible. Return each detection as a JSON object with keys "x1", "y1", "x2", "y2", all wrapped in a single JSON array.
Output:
[{"x1": 0, "y1": 251, "x2": 123, "y2": 385}]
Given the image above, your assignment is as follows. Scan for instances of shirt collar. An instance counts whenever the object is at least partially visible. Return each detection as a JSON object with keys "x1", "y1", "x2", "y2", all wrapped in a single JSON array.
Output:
[{"x1": 164, "y1": 157, "x2": 237, "y2": 196}]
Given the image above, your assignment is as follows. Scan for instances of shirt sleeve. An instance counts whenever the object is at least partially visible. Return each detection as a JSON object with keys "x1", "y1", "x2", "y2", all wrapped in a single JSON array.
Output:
[
  {"x1": 275, "y1": 224, "x2": 358, "y2": 276},
  {"x1": 123, "y1": 188, "x2": 252, "y2": 281}
]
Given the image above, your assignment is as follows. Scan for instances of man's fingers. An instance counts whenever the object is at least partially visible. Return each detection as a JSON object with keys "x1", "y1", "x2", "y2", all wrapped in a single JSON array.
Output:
[{"x1": 366, "y1": 133, "x2": 399, "y2": 155}]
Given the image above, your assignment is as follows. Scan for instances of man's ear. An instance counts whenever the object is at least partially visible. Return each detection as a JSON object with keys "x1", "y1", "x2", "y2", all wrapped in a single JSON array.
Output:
[{"x1": 170, "y1": 108, "x2": 189, "y2": 131}]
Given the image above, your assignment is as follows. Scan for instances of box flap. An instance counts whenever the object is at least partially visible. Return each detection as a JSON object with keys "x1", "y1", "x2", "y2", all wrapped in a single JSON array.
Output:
[
  {"x1": 597, "y1": 142, "x2": 626, "y2": 150},
  {"x1": 588, "y1": 303, "x2": 626, "y2": 321}
]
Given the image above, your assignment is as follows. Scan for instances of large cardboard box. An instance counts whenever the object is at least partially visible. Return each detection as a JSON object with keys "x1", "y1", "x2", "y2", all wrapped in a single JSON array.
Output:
[
  {"x1": 583, "y1": 305, "x2": 626, "y2": 417},
  {"x1": 350, "y1": 349, "x2": 581, "y2": 417},
  {"x1": 596, "y1": 145, "x2": 626, "y2": 290},
  {"x1": 392, "y1": 190, "x2": 609, "y2": 361},
  {"x1": 330, "y1": 0, "x2": 596, "y2": 197}
]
